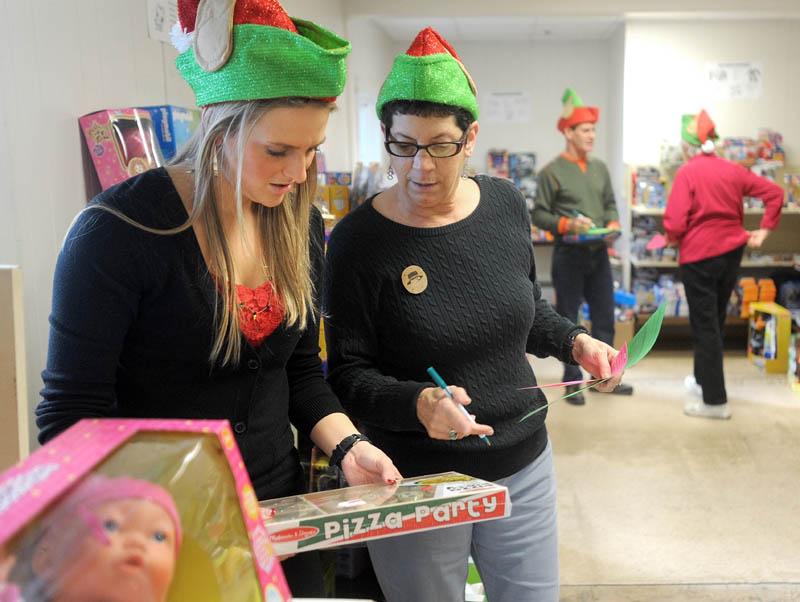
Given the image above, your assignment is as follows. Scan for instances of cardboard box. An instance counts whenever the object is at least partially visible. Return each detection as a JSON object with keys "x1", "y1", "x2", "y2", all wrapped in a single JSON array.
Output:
[
  {"x1": 748, "y1": 301, "x2": 791, "y2": 373},
  {"x1": 325, "y1": 172, "x2": 352, "y2": 186},
  {"x1": 0, "y1": 419, "x2": 290, "y2": 602},
  {"x1": 139, "y1": 105, "x2": 201, "y2": 160},
  {"x1": 79, "y1": 108, "x2": 164, "y2": 192},
  {"x1": 329, "y1": 185, "x2": 350, "y2": 218},
  {"x1": 582, "y1": 320, "x2": 635, "y2": 350},
  {"x1": 260, "y1": 472, "x2": 510, "y2": 555}
]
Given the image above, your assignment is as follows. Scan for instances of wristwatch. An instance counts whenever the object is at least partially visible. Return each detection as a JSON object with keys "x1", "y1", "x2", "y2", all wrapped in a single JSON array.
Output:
[
  {"x1": 329, "y1": 433, "x2": 371, "y2": 469},
  {"x1": 565, "y1": 326, "x2": 589, "y2": 357}
]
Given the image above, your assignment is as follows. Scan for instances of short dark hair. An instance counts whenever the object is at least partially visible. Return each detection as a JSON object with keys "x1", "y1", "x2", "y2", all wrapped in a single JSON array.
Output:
[{"x1": 380, "y1": 100, "x2": 475, "y2": 135}]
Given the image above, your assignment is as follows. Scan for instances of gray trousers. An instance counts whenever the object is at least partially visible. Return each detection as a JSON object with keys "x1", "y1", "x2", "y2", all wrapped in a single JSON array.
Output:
[{"x1": 368, "y1": 439, "x2": 559, "y2": 601}]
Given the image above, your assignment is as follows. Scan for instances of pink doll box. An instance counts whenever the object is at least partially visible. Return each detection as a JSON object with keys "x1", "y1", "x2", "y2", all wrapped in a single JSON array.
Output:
[
  {"x1": 260, "y1": 472, "x2": 510, "y2": 555},
  {"x1": 79, "y1": 108, "x2": 164, "y2": 192},
  {"x1": 0, "y1": 418, "x2": 292, "y2": 602}
]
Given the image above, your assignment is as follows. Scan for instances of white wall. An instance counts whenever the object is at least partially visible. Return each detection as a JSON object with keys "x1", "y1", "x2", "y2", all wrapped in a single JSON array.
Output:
[
  {"x1": 0, "y1": 1, "x2": 196, "y2": 450},
  {"x1": 623, "y1": 18, "x2": 800, "y2": 167},
  {"x1": 453, "y1": 39, "x2": 613, "y2": 173}
]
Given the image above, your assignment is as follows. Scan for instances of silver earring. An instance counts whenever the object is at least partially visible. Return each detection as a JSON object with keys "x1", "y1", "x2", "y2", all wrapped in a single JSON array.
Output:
[
  {"x1": 387, "y1": 165, "x2": 394, "y2": 180},
  {"x1": 461, "y1": 165, "x2": 469, "y2": 179}
]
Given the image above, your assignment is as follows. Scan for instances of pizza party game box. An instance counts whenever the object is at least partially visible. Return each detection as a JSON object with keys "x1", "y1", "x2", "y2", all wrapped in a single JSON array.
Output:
[{"x1": 260, "y1": 472, "x2": 510, "y2": 555}]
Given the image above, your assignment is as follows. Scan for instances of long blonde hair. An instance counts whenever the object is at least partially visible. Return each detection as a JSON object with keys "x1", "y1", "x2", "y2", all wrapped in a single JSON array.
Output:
[{"x1": 87, "y1": 98, "x2": 328, "y2": 367}]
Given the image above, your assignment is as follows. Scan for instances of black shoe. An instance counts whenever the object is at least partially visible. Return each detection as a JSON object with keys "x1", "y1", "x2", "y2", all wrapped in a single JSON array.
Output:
[
  {"x1": 564, "y1": 384, "x2": 586, "y2": 405},
  {"x1": 610, "y1": 383, "x2": 633, "y2": 395},
  {"x1": 589, "y1": 382, "x2": 634, "y2": 395}
]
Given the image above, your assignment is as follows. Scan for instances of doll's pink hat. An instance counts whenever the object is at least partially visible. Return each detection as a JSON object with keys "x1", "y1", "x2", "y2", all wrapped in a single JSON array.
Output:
[{"x1": 42, "y1": 475, "x2": 183, "y2": 554}]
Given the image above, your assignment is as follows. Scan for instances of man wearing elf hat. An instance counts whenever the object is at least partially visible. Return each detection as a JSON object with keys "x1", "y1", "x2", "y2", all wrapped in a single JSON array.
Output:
[
  {"x1": 664, "y1": 109, "x2": 783, "y2": 419},
  {"x1": 36, "y1": 0, "x2": 403, "y2": 596},
  {"x1": 532, "y1": 88, "x2": 632, "y2": 404}
]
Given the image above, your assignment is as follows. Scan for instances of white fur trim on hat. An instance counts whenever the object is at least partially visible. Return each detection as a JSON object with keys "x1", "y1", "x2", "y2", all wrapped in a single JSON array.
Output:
[{"x1": 701, "y1": 139, "x2": 715, "y2": 154}]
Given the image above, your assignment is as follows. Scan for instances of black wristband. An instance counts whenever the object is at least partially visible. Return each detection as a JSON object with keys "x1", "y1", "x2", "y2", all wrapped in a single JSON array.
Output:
[
  {"x1": 565, "y1": 325, "x2": 589, "y2": 359},
  {"x1": 329, "y1": 433, "x2": 371, "y2": 469}
]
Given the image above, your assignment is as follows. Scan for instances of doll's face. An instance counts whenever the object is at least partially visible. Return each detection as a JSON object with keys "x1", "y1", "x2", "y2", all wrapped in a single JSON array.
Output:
[{"x1": 41, "y1": 499, "x2": 177, "y2": 602}]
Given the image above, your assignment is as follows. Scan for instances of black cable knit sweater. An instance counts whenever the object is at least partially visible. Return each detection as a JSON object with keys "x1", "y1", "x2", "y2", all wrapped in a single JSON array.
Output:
[{"x1": 324, "y1": 175, "x2": 585, "y2": 481}]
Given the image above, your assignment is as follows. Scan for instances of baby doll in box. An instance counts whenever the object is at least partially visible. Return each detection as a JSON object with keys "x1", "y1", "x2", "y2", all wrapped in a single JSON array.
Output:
[{"x1": 2, "y1": 475, "x2": 181, "y2": 602}]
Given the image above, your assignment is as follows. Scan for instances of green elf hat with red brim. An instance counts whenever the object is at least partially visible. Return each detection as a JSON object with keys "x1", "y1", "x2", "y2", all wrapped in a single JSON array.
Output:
[
  {"x1": 375, "y1": 27, "x2": 479, "y2": 120},
  {"x1": 557, "y1": 88, "x2": 599, "y2": 132},
  {"x1": 681, "y1": 109, "x2": 719, "y2": 148},
  {"x1": 172, "y1": 0, "x2": 350, "y2": 107}
]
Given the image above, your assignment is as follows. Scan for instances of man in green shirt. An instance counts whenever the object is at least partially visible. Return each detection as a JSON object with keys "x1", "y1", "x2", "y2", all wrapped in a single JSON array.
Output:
[{"x1": 531, "y1": 88, "x2": 632, "y2": 404}]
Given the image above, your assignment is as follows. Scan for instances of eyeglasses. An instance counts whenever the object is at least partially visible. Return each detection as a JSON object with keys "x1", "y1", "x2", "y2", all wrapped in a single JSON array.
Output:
[{"x1": 384, "y1": 132, "x2": 468, "y2": 158}]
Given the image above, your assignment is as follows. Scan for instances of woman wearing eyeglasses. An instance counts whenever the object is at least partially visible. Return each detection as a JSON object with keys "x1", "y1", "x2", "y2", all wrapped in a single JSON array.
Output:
[{"x1": 323, "y1": 28, "x2": 622, "y2": 602}]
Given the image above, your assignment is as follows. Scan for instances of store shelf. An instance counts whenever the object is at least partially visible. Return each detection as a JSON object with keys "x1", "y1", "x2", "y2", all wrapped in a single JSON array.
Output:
[
  {"x1": 636, "y1": 313, "x2": 747, "y2": 327},
  {"x1": 741, "y1": 260, "x2": 796, "y2": 268},
  {"x1": 631, "y1": 258, "x2": 677, "y2": 268},
  {"x1": 631, "y1": 206, "x2": 800, "y2": 217},
  {"x1": 631, "y1": 257, "x2": 796, "y2": 269},
  {"x1": 630, "y1": 206, "x2": 665, "y2": 216}
]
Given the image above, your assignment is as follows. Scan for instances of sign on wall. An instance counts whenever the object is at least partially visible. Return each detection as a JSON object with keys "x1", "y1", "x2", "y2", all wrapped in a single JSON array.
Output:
[
  {"x1": 704, "y1": 62, "x2": 763, "y2": 101},
  {"x1": 482, "y1": 92, "x2": 532, "y2": 124},
  {"x1": 147, "y1": 0, "x2": 179, "y2": 44}
]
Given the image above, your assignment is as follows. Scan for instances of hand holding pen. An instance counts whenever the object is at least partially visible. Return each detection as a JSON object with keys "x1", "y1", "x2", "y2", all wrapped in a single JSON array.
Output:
[
  {"x1": 570, "y1": 210, "x2": 594, "y2": 233},
  {"x1": 425, "y1": 367, "x2": 492, "y2": 446}
]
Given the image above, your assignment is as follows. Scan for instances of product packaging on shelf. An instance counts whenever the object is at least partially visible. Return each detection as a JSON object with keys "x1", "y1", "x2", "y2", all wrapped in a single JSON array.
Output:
[
  {"x1": 138, "y1": 105, "x2": 201, "y2": 161},
  {"x1": 260, "y1": 472, "x2": 510, "y2": 555},
  {"x1": 0, "y1": 419, "x2": 290, "y2": 602},
  {"x1": 748, "y1": 301, "x2": 791, "y2": 374},
  {"x1": 79, "y1": 108, "x2": 164, "y2": 194}
]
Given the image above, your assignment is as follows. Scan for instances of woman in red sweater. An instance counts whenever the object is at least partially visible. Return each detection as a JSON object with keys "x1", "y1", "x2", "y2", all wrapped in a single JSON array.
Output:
[{"x1": 664, "y1": 110, "x2": 783, "y2": 419}]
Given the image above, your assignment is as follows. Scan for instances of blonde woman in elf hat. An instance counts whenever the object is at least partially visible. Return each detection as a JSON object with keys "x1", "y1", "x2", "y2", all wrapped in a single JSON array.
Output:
[
  {"x1": 35, "y1": 0, "x2": 401, "y2": 594},
  {"x1": 531, "y1": 88, "x2": 633, "y2": 405},
  {"x1": 323, "y1": 28, "x2": 621, "y2": 602},
  {"x1": 663, "y1": 109, "x2": 783, "y2": 419}
]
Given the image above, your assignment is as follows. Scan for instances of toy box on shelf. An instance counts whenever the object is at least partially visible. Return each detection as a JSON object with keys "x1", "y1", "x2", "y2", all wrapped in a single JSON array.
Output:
[
  {"x1": 260, "y1": 472, "x2": 509, "y2": 556},
  {"x1": 0, "y1": 419, "x2": 290, "y2": 602},
  {"x1": 748, "y1": 302, "x2": 791, "y2": 374},
  {"x1": 138, "y1": 105, "x2": 201, "y2": 161},
  {"x1": 79, "y1": 108, "x2": 164, "y2": 195},
  {"x1": 789, "y1": 334, "x2": 800, "y2": 395}
]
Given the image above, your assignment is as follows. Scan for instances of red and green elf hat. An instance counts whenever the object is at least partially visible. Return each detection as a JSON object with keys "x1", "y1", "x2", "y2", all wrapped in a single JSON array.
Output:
[
  {"x1": 557, "y1": 88, "x2": 599, "y2": 132},
  {"x1": 375, "y1": 27, "x2": 479, "y2": 121},
  {"x1": 172, "y1": 0, "x2": 351, "y2": 107},
  {"x1": 681, "y1": 109, "x2": 719, "y2": 148}
]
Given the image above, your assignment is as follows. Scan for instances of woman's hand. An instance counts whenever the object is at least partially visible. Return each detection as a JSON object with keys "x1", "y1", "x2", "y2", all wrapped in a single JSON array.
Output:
[
  {"x1": 746, "y1": 228, "x2": 770, "y2": 248},
  {"x1": 340, "y1": 441, "x2": 403, "y2": 486},
  {"x1": 571, "y1": 333, "x2": 623, "y2": 392},
  {"x1": 415, "y1": 387, "x2": 494, "y2": 441}
]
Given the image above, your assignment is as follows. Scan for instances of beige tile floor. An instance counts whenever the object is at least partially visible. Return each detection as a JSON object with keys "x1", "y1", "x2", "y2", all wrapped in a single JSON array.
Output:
[{"x1": 532, "y1": 350, "x2": 800, "y2": 602}]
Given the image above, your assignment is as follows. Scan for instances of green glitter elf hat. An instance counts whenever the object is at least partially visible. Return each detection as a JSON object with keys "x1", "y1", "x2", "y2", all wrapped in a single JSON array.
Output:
[
  {"x1": 557, "y1": 88, "x2": 599, "y2": 132},
  {"x1": 681, "y1": 109, "x2": 719, "y2": 152},
  {"x1": 172, "y1": 0, "x2": 351, "y2": 107},
  {"x1": 375, "y1": 27, "x2": 478, "y2": 120}
]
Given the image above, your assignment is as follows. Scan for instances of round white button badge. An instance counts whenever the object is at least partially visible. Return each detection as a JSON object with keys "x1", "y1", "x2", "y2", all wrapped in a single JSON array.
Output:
[{"x1": 401, "y1": 265, "x2": 428, "y2": 294}]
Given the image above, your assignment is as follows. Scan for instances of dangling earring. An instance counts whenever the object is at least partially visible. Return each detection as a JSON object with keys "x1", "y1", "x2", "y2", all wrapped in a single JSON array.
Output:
[
  {"x1": 212, "y1": 149, "x2": 220, "y2": 176},
  {"x1": 387, "y1": 165, "x2": 394, "y2": 180},
  {"x1": 461, "y1": 164, "x2": 470, "y2": 179}
]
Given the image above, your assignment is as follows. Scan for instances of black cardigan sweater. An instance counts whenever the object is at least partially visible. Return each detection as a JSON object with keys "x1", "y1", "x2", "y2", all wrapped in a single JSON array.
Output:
[
  {"x1": 324, "y1": 175, "x2": 585, "y2": 481},
  {"x1": 37, "y1": 168, "x2": 342, "y2": 499}
]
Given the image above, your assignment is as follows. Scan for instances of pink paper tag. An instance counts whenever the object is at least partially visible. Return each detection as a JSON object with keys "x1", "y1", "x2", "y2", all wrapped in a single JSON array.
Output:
[{"x1": 611, "y1": 342, "x2": 628, "y2": 375}]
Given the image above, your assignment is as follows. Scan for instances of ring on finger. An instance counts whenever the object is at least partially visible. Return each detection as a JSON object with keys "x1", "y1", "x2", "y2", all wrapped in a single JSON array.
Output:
[{"x1": 448, "y1": 428, "x2": 459, "y2": 440}]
